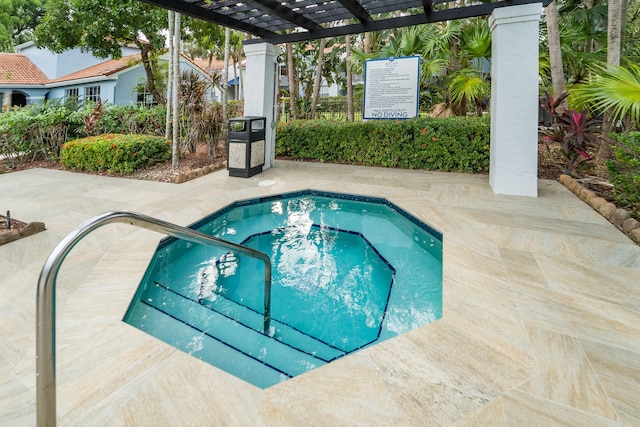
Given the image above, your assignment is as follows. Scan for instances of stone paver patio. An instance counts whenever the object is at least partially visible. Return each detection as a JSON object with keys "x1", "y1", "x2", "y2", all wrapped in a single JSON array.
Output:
[{"x1": 1, "y1": 161, "x2": 639, "y2": 426}]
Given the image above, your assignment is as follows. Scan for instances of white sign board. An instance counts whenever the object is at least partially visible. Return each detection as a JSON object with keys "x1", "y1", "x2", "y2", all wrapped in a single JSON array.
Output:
[{"x1": 363, "y1": 56, "x2": 420, "y2": 120}]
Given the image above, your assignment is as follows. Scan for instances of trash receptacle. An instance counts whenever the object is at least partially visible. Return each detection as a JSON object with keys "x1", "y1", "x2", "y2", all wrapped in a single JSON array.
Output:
[{"x1": 227, "y1": 116, "x2": 266, "y2": 178}]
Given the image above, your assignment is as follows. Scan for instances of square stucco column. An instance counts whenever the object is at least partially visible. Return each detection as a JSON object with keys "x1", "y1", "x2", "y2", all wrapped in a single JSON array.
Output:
[
  {"x1": 2, "y1": 91, "x2": 11, "y2": 111},
  {"x1": 243, "y1": 42, "x2": 279, "y2": 170},
  {"x1": 489, "y1": 3, "x2": 543, "y2": 197}
]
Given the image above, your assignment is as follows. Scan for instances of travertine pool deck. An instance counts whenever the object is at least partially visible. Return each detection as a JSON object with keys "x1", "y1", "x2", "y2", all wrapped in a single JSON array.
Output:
[{"x1": 1, "y1": 161, "x2": 639, "y2": 426}]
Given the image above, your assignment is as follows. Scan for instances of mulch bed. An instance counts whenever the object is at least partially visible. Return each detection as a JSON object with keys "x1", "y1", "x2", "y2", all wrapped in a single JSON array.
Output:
[
  {"x1": 0, "y1": 145, "x2": 227, "y2": 184},
  {"x1": 0, "y1": 214, "x2": 28, "y2": 233}
]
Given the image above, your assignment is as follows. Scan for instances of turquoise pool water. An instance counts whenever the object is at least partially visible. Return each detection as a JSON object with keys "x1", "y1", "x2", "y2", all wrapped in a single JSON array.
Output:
[{"x1": 124, "y1": 190, "x2": 442, "y2": 388}]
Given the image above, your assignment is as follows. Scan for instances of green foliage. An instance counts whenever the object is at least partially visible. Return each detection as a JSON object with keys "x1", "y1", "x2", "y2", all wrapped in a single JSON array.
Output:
[
  {"x1": 607, "y1": 132, "x2": 640, "y2": 220},
  {"x1": 0, "y1": 0, "x2": 46, "y2": 51},
  {"x1": 0, "y1": 103, "x2": 167, "y2": 168},
  {"x1": 276, "y1": 117, "x2": 490, "y2": 173},
  {"x1": 179, "y1": 70, "x2": 223, "y2": 156},
  {"x1": 60, "y1": 134, "x2": 171, "y2": 174},
  {"x1": 539, "y1": 92, "x2": 600, "y2": 175},
  {"x1": 571, "y1": 63, "x2": 640, "y2": 127},
  {"x1": 74, "y1": 103, "x2": 167, "y2": 136},
  {"x1": 0, "y1": 101, "x2": 76, "y2": 166},
  {"x1": 34, "y1": 0, "x2": 167, "y2": 101},
  {"x1": 35, "y1": 0, "x2": 166, "y2": 57}
]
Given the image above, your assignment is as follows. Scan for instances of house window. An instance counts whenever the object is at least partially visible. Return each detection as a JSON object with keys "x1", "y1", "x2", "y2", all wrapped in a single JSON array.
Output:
[
  {"x1": 136, "y1": 86, "x2": 156, "y2": 106},
  {"x1": 85, "y1": 85, "x2": 101, "y2": 103},
  {"x1": 65, "y1": 88, "x2": 79, "y2": 102}
]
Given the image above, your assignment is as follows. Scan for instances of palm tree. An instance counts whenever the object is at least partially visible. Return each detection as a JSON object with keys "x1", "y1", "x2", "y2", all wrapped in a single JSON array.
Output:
[
  {"x1": 446, "y1": 19, "x2": 491, "y2": 116},
  {"x1": 572, "y1": 63, "x2": 640, "y2": 128},
  {"x1": 345, "y1": 32, "x2": 354, "y2": 121},
  {"x1": 310, "y1": 37, "x2": 327, "y2": 119},
  {"x1": 545, "y1": 1, "x2": 567, "y2": 104},
  {"x1": 597, "y1": 0, "x2": 629, "y2": 161}
]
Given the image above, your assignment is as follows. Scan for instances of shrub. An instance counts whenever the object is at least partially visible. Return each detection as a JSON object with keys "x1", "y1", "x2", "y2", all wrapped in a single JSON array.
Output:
[
  {"x1": 0, "y1": 102, "x2": 79, "y2": 166},
  {"x1": 539, "y1": 92, "x2": 600, "y2": 176},
  {"x1": 69, "y1": 103, "x2": 167, "y2": 136},
  {"x1": 60, "y1": 134, "x2": 171, "y2": 175},
  {"x1": 608, "y1": 132, "x2": 640, "y2": 220},
  {"x1": 275, "y1": 116, "x2": 490, "y2": 173},
  {"x1": 0, "y1": 103, "x2": 168, "y2": 167}
]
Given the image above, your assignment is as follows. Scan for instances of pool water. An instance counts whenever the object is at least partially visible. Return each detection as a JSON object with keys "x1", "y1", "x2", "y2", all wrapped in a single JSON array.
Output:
[{"x1": 124, "y1": 190, "x2": 442, "y2": 388}]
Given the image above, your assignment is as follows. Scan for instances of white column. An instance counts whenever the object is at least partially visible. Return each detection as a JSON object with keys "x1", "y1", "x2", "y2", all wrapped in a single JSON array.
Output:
[
  {"x1": 2, "y1": 91, "x2": 11, "y2": 111},
  {"x1": 243, "y1": 42, "x2": 279, "y2": 169},
  {"x1": 489, "y1": 3, "x2": 543, "y2": 197}
]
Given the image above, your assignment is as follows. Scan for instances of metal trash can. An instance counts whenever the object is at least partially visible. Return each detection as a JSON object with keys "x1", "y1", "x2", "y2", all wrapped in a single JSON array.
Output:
[{"x1": 227, "y1": 116, "x2": 266, "y2": 178}]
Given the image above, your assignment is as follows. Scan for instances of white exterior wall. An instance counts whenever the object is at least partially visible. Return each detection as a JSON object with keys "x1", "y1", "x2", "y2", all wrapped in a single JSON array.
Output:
[
  {"x1": 18, "y1": 43, "x2": 141, "y2": 80},
  {"x1": 243, "y1": 42, "x2": 279, "y2": 170},
  {"x1": 489, "y1": 3, "x2": 543, "y2": 197}
]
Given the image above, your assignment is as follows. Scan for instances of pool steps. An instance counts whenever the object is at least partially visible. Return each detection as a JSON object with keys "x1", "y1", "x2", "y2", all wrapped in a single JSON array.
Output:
[{"x1": 127, "y1": 281, "x2": 347, "y2": 388}]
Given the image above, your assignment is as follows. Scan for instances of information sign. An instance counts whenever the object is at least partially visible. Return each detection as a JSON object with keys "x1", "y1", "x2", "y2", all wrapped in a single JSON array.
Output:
[{"x1": 363, "y1": 56, "x2": 420, "y2": 120}]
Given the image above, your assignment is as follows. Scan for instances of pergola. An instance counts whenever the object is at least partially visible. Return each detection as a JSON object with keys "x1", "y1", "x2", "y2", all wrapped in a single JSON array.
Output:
[
  {"x1": 139, "y1": 0, "x2": 550, "y2": 197},
  {"x1": 140, "y1": 0, "x2": 548, "y2": 44}
]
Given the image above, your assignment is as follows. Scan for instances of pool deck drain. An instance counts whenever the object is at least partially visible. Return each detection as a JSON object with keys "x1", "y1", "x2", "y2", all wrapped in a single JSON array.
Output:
[{"x1": 1, "y1": 161, "x2": 639, "y2": 426}]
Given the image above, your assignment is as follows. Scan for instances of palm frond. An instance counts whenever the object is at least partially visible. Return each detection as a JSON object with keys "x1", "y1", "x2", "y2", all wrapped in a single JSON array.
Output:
[
  {"x1": 448, "y1": 69, "x2": 490, "y2": 106},
  {"x1": 571, "y1": 63, "x2": 640, "y2": 125}
]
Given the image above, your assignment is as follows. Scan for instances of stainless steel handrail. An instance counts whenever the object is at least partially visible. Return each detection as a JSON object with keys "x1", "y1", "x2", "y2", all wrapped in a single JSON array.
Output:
[{"x1": 36, "y1": 210, "x2": 272, "y2": 427}]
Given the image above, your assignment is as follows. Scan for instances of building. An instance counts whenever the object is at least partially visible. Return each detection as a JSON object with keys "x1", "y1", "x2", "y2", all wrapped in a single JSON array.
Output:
[{"x1": 0, "y1": 42, "x2": 210, "y2": 110}]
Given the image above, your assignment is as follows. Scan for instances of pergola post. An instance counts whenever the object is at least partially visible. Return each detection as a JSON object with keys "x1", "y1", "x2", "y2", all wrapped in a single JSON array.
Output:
[
  {"x1": 243, "y1": 42, "x2": 279, "y2": 170},
  {"x1": 489, "y1": 3, "x2": 543, "y2": 197}
]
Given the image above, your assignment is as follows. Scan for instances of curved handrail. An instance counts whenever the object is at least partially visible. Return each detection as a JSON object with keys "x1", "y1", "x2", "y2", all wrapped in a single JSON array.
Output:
[{"x1": 36, "y1": 210, "x2": 272, "y2": 427}]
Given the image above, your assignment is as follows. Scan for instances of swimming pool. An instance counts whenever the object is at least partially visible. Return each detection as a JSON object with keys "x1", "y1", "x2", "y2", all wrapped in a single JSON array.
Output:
[{"x1": 124, "y1": 190, "x2": 442, "y2": 388}]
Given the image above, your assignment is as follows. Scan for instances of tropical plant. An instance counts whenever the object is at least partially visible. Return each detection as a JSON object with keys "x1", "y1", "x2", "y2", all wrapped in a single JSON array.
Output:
[
  {"x1": 178, "y1": 70, "x2": 224, "y2": 157},
  {"x1": 83, "y1": 100, "x2": 104, "y2": 136},
  {"x1": 540, "y1": 92, "x2": 600, "y2": 175},
  {"x1": 607, "y1": 132, "x2": 640, "y2": 220},
  {"x1": 571, "y1": 63, "x2": 640, "y2": 129}
]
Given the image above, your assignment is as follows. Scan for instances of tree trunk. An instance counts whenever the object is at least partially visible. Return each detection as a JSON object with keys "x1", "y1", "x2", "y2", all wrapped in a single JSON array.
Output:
[
  {"x1": 137, "y1": 42, "x2": 165, "y2": 105},
  {"x1": 346, "y1": 33, "x2": 354, "y2": 122},
  {"x1": 222, "y1": 27, "x2": 230, "y2": 123},
  {"x1": 165, "y1": 10, "x2": 174, "y2": 140},
  {"x1": 171, "y1": 12, "x2": 181, "y2": 168},
  {"x1": 286, "y1": 42, "x2": 298, "y2": 120},
  {"x1": 546, "y1": 1, "x2": 567, "y2": 106},
  {"x1": 238, "y1": 56, "x2": 244, "y2": 100},
  {"x1": 597, "y1": 0, "x2": 627, "y2": 164},
  {"x1": 607, "y1": 0, "x2": 624, "y2": 68},
  {"x1": 234, "y1": 61, "x2": 239, "y2": 100},
  {"x1": 310, "y1": 38, "x2": 327, "y2": 119}
]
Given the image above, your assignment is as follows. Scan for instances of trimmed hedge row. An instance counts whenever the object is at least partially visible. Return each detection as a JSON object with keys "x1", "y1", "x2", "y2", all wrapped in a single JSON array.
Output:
[
  {"x1": 275, "y1": 116, "x2": 490, "y2": 173},
  {"x1": 60, "y1": 134, "x2": 171, "y2": 175}
]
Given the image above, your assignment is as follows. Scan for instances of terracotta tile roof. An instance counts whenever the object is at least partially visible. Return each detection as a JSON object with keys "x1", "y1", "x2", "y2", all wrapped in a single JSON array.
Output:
[
  {"x1": 0, "y1": 54, "x2": 49, "y2": 85},
  {"x1": 49, "y1": 54, "x2": 142, "y2": 83},
  {"x1": 190, "y1": 57, "x2": 235, "y2": 72}
]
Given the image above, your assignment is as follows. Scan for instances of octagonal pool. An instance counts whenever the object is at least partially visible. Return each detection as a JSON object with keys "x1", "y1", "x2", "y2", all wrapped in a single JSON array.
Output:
[{"x1": 124, "y1": 190, "x2": 442, "y2": 388}]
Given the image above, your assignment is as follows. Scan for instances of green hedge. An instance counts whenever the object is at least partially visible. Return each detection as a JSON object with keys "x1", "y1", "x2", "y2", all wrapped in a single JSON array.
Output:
[
  {"x1": 60, "y1": 134, "x2": 171, "y2": 175},
  {"x1": 608, "y1": 132, "x2": 640, "y2": 220},
  {"x1": 275, "y1": 116, "x2": 490, "y2": 173}
]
